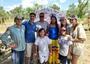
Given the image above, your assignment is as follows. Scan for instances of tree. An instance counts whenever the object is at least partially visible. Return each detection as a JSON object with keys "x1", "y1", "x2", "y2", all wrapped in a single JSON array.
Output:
[
  {"x1": 24, "y1": 7, "x2": 34, "y2": 18},
  {"x1": 66, "y1": 0, "x2": 89, "y2": 18},
  {"x1": 33, "y1": 3, "x2": 43, "y2": 11},
  {"x1": 10, "y1": 5, "x2": 23, "y2": 18},
  {"x1": 77, "y1": 0, "x2": 88, "y2": 18},
  {"x1": 0, "y1": 6, "x2": 7, "y2": 24},
  {"x1": 0, "y1": 6, "x2": 6, "y2": 17},
  {"x1": 50, "y1": 4, "x2": 60, "y2": 11},
  {"x1": 66, "y1": 3, "x2": 77, "y2": 16}
]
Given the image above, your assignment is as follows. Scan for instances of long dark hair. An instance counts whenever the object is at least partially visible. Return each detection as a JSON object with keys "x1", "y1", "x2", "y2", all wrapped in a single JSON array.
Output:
[{"x1": 50, "y1": 15, "x2": 59, "y2": 29}]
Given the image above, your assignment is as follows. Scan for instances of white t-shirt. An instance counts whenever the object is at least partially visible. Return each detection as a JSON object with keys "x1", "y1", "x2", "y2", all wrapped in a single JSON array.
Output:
[
  {"x1": 35, "y1": 36, "x2": 51, "y2": 54},
  {"x1": 59, "y1": 35, "x2": 72, "y2": 56}
]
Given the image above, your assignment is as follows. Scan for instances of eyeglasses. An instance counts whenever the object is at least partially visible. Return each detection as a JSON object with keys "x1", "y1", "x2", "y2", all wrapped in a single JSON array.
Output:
[{"x1": 17, "y1": 19, "x2": 22, "y2": 20}]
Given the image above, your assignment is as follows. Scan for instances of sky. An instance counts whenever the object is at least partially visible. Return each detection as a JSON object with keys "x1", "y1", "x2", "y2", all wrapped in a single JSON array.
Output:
[{"x1": 0, "y1": 0, "x2": 78, "y2": 11}]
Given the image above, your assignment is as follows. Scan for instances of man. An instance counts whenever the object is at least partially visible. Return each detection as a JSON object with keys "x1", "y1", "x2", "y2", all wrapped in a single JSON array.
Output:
[
  {"x1": 23, "y1": 13, "x2": 37, "y2": 64},
  {"x1": 36, "y1": 12, "x2": 49, "y2": 31},
  {"x1": 0, "y1": 16, "x2": 26, "y2": 64}
]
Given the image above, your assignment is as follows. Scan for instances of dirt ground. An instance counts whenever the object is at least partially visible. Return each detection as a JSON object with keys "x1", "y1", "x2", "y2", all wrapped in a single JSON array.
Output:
[{"x1": 83, "y1": 31, "x2": 90, "y2": 64}]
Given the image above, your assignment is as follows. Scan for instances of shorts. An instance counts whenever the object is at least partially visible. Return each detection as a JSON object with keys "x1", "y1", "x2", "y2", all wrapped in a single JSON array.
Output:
[
  {"x1": 25, "y1": 43, "x2": 33, "y2": 57},
  {"x1": 72, "y1": 43, "x2": 84, "y2": 56},
  {"x1": 39, "y1": 53, "x2": 49, "y2": 63}
]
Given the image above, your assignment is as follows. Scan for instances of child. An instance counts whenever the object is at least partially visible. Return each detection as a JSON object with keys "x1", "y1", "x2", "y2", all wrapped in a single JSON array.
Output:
[
  {"x1": 48, "y1": 15, "x2": 60, "y2": 64},
  {"x1": 59, "y1": 27, "x2": 72, "y2": 64},
  {"x1": 34, "y1": 28, "x2": 51, "y2": 64}
]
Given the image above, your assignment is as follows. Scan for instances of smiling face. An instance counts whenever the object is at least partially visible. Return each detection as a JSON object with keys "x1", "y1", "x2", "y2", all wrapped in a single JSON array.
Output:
[
  {"x1": 61, "y1": 27, "x2": 66, "y2": 36},
  {"x1": 39, "y1": 13, "x2": 45, "y2": 22},
  {"x1": 51, "y1": 17, "x2": 56, "y2": 24},
  {"x1": 15, "y1": 18, "x2": 22, "y2": 26},
  {"x1": 30, "y1": 13, "x2": 36, "y2": 22},
  {"x1": 60, "y1": 17, "x2": 67, "y2": 26},
  {"x1": 71, "y1": 19, "x2": 77, "y2": 27},
  {"x1": 39, "y1": 29, "x2": 45, "y2": 37}
]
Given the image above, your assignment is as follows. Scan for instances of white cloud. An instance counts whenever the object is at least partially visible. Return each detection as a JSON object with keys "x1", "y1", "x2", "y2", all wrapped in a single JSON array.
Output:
[
  {"x1": 4, "y1": 4, "x2": 20, "y2": 11},
  {"x1": 75, "y1": 2, "x2": 79, "y2": 7},
  {"x1": 60, "y1": 0, "x2": 66, "y2": 3},
  {"x1": 21, "y1": 0, "x2": 48, "y2": 8},
  {"x1": 36, "y1": 0, "x2": 48, "y2": 5},
  {"x1": 3, "y1": 0, "x2": 66, "y2": 11},
  {"x1": 21, "y1": 0, "x2": 35, "y2": 8}
]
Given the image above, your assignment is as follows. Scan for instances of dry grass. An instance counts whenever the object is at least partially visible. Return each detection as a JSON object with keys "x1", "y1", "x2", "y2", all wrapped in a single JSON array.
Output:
[{"x1": 0, "y1": 19, "x2": 14, "y2": 33}]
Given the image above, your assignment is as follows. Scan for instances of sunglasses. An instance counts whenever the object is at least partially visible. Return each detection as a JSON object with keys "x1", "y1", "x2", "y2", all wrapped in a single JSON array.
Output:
[
  {"x1": 40, "y1": 16, "x2": 44, "y2": 17},
  {"x1": 17, "y1": 19, "x2": 22, "y2": 20}
]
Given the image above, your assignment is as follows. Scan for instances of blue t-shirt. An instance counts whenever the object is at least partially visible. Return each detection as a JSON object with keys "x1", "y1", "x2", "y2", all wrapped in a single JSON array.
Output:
[
  {"x1": 23, "y1": 21, "x2": 37, "y2": 43},
  {"x1": 48, "y1": 26, "x2": 59, "y2": 39}
]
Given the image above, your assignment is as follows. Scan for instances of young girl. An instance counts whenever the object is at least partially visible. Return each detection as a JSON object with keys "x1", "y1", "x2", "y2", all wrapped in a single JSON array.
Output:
[
  {"x1": 48, "y1": 15, "x2": 60, "y2": 64},
  {"x1": 34, "y1": 28, "x2": 51, "y2": 64},
  {"x1": 59, "y1": 27, "x2": 72, "y2": 64}
]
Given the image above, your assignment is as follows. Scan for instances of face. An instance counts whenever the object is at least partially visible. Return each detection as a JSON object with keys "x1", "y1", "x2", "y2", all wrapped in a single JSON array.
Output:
[
  {"x1": 71, "y1": 19, "x2": 77, "y2": 26},
  {"x1": 51, "y1": 17, "x2": 56, "y2": 24},
  {"x1": 61, "y1": 18, "x2": 67, "y2": 26},
  {"x1": 16, "y1": 18, "x2": 22, "y2": 26},
  {"x1": 30, "y1": 14, "x2": 35, "y2": 22},
  {"x1": 61, "y1": 27, "x2": 66, "y2": 35},
  {"x1": 39, "y1": 30, "x2": 45, "y2": 37},
  {"x1": 39, "y1": 14, "x2": 44, "y2": 21}
]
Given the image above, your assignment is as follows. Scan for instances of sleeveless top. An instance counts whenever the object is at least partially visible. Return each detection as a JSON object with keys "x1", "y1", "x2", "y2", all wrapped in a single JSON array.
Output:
[{"x1": 48, "y1": 26, "x2": 59, "y2": 39}]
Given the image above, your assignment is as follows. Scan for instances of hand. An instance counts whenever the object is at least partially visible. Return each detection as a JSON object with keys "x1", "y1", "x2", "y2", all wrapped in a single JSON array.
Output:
[
  {"x1": 72, "y1": 38, "x2": 81, "y2": 42},
  {"x1": 49, "y1": 52, "x2": 52, "y2": 55},
  {"x1": 34, "y1": 53, "x2": 37, "y2": 56},
  {"x1": 9, "y1": 44, "x2": 17, "y2": 49}
]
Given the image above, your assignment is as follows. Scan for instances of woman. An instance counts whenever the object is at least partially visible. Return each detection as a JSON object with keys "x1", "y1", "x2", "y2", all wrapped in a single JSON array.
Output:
[
  {"x1": 48, "y1": 15, "x2": 60, "y2": 64},
  {"x1": 60, "y1": 17, "x2": 71, "y2": 35},
  {"x1": 0, "y1": 16, "x2": 26, "y2": 64},
  {"x1": 70, "y1": 15, "x2": 86, "y2": 64}
]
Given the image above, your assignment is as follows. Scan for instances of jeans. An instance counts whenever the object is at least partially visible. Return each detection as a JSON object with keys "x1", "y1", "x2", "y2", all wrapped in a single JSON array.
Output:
[
  {"x1": 59, "y1": 54, "x2": 67, "y2": 64},
  {"x1": 11, "y1": 50, "x2": 24, "y2": 64}
]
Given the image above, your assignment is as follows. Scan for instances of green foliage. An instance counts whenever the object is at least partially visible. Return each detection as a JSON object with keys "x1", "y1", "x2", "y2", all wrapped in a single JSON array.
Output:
[
  {"x1": 50, "y1": 4, "x2": 60, "y2": 11},
  {"x1": 66, "y1": 0, "x2": 89, "y2": 18},
  {"x1": 0, "y1": 6, "x2": 6, "y2": 17},
  {"x1": 66, "y1": 3, "x2": 77, "y2": 16}
]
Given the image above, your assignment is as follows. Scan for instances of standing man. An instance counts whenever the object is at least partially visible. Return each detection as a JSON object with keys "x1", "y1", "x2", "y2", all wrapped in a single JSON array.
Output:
[
  {"x1": 36, "y1": 12, "x2": 49, "y2": 31},
  {"x1": 23, "y1": 13, "x2": 37, "y2": 64},
  {"x1": 0, "y1": 16, "x2": 26, "y2": 64}
]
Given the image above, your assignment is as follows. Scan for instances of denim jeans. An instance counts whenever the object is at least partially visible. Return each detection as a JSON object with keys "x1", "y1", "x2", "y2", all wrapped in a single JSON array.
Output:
[
  {"x1": 59, "y1": 54, "x2": 67, "y2": 64},
  {"x1": 11, "y1": 50, "x2": 24, "y2": 64}
]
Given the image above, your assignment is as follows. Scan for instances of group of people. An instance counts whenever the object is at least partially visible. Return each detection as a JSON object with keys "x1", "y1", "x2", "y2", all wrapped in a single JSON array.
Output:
[{"x1": 0, "y1": 12, "x2": 86, "y2": 64}]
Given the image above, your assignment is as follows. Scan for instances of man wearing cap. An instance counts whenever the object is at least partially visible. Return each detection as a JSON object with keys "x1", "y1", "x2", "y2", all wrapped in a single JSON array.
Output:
[{"x1": 0, "y1": 16, "x2": 26, "y2": 64}]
